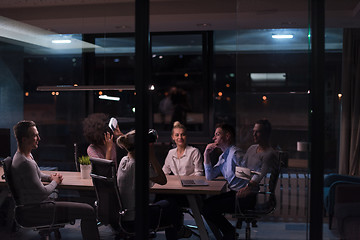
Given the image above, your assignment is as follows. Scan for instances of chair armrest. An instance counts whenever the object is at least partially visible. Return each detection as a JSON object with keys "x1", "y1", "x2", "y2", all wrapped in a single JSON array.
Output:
[
  {"x1": 324, "y1": 174, "x2": 360, "y2": 187},
  {"x1": 258, "y1": 191, "x2": 272, "y2": 195},
  {"x1": 326, "y1": 181, "x2": 360, "y2": 215},
  {"x1": 17, "y1": 200, "x2": 55, "y2": 208}
]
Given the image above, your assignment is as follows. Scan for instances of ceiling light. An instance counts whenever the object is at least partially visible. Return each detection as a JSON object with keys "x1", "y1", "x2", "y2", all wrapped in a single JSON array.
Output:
[
  {"x1": 250, "y1": 73, "x2": 286, "y2": 81},
  {"x1": 272, "y1": 34, "x2": 294, "y2": 39},
  {"x1": 37, "y1": 85, "x2": 135, "y2": 91},
  {"x1": 99, "y1": 95, "x2": 120, "y2": 101},
  {"x1": 52, "y1": 39, "x2": 71, "y2": 44},
  {"x1": 250, "y1": 73, "x2": 286, "y2": 87},
  {"x1": 0, "y1": 16, "x2": 99, "y2": 49}
]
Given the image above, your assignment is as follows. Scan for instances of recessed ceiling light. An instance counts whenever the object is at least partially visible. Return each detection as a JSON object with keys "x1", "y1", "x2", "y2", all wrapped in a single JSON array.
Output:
[
  {"x1": 272, "y1": 34, "x2": 294, "y2": 39},
  {"x1": 0, "y1": 16, "x2": 98, "y2": 49},
  {"x1": 52, "y1": 39, "x2": 71, "y2": 44}
]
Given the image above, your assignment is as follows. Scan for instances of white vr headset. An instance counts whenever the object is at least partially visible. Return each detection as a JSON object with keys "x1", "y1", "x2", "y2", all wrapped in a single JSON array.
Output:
[{"x1": 108, "y1": 117, "x2": 118, "y2": 133}]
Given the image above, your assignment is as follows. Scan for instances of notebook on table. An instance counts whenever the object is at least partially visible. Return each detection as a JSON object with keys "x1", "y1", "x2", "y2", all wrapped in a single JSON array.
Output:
[{"x1": 172, "y1": 159, "x2": 208, "y2": 186}]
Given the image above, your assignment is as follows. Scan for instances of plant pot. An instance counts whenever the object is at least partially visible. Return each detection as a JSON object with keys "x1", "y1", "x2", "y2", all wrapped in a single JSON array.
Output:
[{"x1": 80, "y1": 164, "x2": 92, "y2": 179}]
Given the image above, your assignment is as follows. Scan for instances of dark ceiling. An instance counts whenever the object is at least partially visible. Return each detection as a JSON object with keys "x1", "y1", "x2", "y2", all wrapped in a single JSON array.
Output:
[
  {"x1": 0, "y1": 0, "x2": 359, "y2": 34},
  {"x1": 0, "y1": 0, "x2": 357, "y2": 55}
]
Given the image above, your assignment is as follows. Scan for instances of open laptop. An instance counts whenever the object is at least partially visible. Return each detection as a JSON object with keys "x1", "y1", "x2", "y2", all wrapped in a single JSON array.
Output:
[{"x1": 172, "y1": 159, "x2": 208, "y2": 186}]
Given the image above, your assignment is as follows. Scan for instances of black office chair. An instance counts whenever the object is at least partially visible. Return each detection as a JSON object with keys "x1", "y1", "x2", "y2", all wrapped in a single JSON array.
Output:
[
  {"x1": 233, "y1": 162, "x2": 281, "y2": 240},
  {"x1": 1, "y1": 156, "x2": 71, "y2": 240},
  {"x1": 89, "y1": 157, "x2": 166, "y2": 239}
]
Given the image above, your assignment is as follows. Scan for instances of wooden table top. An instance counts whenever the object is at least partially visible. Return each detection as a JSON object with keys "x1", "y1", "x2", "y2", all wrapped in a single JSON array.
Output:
[
  {"x1": 0, "y1": 167, "x2": 94, "y2": 191},
  {"x1": 151, "y1": 175, "x2": 227, "y2": 195},
  {"x1": 1, "y1": 167, "x2": 227, "y2": 194}
]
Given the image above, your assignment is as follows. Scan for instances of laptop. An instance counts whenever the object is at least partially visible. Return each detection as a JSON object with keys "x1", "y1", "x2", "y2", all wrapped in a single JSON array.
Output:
[{"x1": 172, "y1": 159, "x2": 208, "y2": 186}]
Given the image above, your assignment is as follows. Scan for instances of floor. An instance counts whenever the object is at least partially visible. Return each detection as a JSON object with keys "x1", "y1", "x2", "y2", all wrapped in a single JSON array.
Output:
[
  {"x1": 0, "y1": 213, "x2": 340, "y2": 240},
  {"x1": 0, "y1": 170, "x2": 341, "y2": 239}
]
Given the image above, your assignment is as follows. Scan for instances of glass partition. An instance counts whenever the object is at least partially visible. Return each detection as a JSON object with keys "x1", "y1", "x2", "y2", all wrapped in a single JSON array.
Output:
[
  {"x1": 323, "y1": 1, "x2": 360, "y2": 239},
  {"x1": 213, "y1": 26, "x2": 311, "y2": 238},
  {"x1": 151, "y1": 33, "x2": 209, "y2": 139},
  {"x1": 0, "y1": 0, "x2": 357, "y2": 239},
  {"x1": 229, "y1": 0, "x2": 311, "y2": 238}
]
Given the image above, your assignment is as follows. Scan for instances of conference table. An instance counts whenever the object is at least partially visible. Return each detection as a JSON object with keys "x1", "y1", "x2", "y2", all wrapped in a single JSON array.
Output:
[
  {"x1": 0, "y1": 167, "x2": 227, "y2": 240},
  {"x1": 151, "y1": 175, "x2": 227, "y2": 240}
]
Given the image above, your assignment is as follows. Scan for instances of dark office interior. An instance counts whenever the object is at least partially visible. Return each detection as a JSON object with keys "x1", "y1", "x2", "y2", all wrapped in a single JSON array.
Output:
[{"x1": 1, "y1": 0, "x2": 360, "y2": 239}]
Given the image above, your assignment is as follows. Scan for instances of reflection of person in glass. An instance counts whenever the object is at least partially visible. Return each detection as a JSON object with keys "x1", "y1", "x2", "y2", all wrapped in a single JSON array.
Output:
[
  {"x1": 159, "y1": 87, "x2": 175, "y2": 126},
  {"x1": 169, "y1": 87, "x2": 191, "y2": 125},
  {"x1": 82, "y1": 113, "x2": 123, "y2": 167},
  {"x1": 201, "y1": 120, "x2": 278, "y2": 239},
  {"x1": 162, "y1": 121, "x2": 204, "y2": 176}
]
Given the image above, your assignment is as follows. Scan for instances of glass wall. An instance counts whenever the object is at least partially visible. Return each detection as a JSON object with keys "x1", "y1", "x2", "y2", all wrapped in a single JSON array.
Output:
[
  {"x1": 0, "y1": 0, "x2": 358, "y2": 238},
  {"x1": 323, "y1": 1, "x2": 360, "y2": 239},
  {"x1": 151, "y1": 33, "x2": 210, "y2": 139},
  {"x1": 214, "y1": 27, "x2": 311, "y2": 238}
]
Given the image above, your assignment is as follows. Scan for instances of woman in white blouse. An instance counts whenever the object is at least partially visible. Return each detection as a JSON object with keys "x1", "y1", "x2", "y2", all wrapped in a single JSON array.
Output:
[{"x1": 162, "y1": 121, "x2": 204, "y2": 176}]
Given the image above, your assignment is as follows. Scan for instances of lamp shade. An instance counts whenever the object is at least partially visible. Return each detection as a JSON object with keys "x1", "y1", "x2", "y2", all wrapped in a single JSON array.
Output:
[{"x1": 297, "y1": 141, "x2": 311, "y2": 152}]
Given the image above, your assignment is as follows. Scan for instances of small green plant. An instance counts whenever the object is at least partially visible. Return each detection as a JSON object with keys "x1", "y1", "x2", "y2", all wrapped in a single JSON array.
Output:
[{"x1": 78, "y1": 155, "x2": 91, "y2": 165}]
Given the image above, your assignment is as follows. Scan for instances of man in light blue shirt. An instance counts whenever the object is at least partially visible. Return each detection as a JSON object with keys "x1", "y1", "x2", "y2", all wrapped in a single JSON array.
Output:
[
  {"x1": 202, "y1": 121, "x2": 277, "y2": 239},
  {"x1": 203, "y1": 123, "x2": 245, "y2": 191},
  {"x1": 202, "y1": 123, "x2": 246, "y2": 239}
]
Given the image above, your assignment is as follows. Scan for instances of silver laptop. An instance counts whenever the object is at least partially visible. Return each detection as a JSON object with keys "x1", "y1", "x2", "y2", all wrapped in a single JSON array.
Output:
[{"x1": 172, "y1": 159, "x2": 208, "y2": 186}]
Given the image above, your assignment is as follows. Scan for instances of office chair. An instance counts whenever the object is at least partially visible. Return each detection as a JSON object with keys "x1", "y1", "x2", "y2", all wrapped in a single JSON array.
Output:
[
  {"x1": 89, "y1": 157, "x2": 167, "y2": 239},
  {"x1": 233, "y1": 161, "x2": 281, "y2": 240},
  {"x1": 323, "y1": 173, "x2": 360, "y2": 229},
  {"x1": 2, "y1": 156, "x2": 72, "y2": 240}
]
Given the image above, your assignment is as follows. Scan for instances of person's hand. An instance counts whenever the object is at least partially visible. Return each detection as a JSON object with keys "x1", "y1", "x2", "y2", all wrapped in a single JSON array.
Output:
[
  {"x1": 51, "y1": 173, "x2": 63, "y2": 185},
  {"x1": 204, "y1": 142, "x2": 218, "y2": 155},
  {"x1": 236, "y1": 181, "x2": 259, "y2": 199},
  {"x1": 236, "y1": 186, "x2": 251, "y2": 199},
  {"x1": 113, "y1": 125, "x2": 123, "y2": 138},
  {"x1": 103, "y1": 132, "x2": 114, "y2": 151}
]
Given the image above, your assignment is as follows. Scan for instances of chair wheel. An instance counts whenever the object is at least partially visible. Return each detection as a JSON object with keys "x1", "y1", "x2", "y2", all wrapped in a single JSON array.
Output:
[
  {"x1": 54, "y1": 229, "x2": 62, "y2": 239},
  {"x1": 251, "y1": 220, "x2": 258, "y2": 228},
  {"x1": 236, "y1": 219, "x2": 242, "y2": 229},
  {"x1": 39, "y1": 230, "x2": 51, "y2": 240}
]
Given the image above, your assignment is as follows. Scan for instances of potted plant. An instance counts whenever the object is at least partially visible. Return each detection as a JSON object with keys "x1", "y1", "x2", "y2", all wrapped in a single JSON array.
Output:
[{"x1": 78, "y1": 155, "x2": 91, "y2": 179}]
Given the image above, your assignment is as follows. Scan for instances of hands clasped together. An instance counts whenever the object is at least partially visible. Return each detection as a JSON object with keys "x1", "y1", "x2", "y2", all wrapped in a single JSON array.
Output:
[{"x1": 51, "y1": 173, "x2": 63, "y2": 185}]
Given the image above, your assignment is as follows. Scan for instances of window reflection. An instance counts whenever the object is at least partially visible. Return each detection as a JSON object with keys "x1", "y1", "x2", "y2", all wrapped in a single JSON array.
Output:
[
  {"x1": 151, "y1": 33, "x2": 207, "y2": 134},
  {"x1": 0, "y1": 28, "x2": 343, "y2": 171}
]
